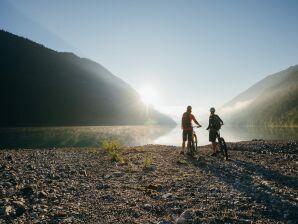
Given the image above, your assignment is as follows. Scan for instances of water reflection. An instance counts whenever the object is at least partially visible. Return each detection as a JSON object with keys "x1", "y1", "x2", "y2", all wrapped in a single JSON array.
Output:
[
  {"x1": 0, "y1": 126, "x2": 174, "y2": 149},
  {"x1": 0, "y1": 125, "x2": 297, "y2": 149}
]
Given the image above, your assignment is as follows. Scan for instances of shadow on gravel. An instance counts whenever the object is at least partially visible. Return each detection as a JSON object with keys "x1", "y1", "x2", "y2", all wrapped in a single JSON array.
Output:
[
  {"x1": 229, "y1": 142, "x2": 298, "y2": 154},
  {"x1": 232, "y1": 160, "x2": 298, "y2": 191},
  {"x1": 193, "y1": 158, "x2": 298, "y2": 222}
]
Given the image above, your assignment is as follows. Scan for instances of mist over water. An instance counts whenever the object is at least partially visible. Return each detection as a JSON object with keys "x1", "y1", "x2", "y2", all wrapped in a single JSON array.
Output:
[
  {"x1": 0, "y1": 125, "x2": 297, "y2": 149},
  {"x1": 155, "y1": 126, "x2": 298, "y2": 146}
]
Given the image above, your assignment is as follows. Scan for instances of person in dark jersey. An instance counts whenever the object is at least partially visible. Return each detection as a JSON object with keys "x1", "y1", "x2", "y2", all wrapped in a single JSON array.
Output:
[
  {"x1": 181, "y1": 105, "x2": 202, "y2": 155},
  {"x1": 206, "y1": 107, "x2": 224, "y2": 156}
]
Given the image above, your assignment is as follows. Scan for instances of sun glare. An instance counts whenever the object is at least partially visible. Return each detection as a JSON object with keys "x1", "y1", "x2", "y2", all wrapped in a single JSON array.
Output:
[{"x1": 138, "y1": 86, "x2": 158, "y2": 106}]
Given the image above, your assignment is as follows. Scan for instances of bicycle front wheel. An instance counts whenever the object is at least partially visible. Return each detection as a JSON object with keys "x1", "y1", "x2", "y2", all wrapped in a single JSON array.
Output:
[{"x1": 193, "y1": 134, "x2": 198, "y2": 152}]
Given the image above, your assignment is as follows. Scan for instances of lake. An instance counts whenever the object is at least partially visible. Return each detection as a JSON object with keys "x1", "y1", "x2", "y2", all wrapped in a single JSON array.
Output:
[{"x1": 0, "y1": 125, "x2": 297, "y2": 149}]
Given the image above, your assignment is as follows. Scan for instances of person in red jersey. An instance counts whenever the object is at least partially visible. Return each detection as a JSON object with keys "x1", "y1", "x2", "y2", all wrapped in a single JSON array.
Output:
[{"x1": 181, "y1": 105, "x2": 202, "y2": 155}]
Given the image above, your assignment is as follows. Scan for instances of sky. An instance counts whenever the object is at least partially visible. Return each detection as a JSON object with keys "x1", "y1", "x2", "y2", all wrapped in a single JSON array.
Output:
[{"x1": 1, "y1": 0, "x2": 298, "y2": 121}]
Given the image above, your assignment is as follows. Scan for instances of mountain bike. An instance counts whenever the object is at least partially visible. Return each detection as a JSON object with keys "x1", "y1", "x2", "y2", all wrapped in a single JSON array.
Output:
[
  {"x1": 187, "y1": 126, "x2": 201, "y2": 157},
  {"x1": 216, "y1": 131, "x2": 228, "y2": 160}
]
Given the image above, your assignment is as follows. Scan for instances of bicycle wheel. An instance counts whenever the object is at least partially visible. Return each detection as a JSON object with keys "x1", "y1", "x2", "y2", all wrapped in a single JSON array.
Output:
[
  {"x1": 187, "y1": 139, "x2": 195, "y2": 157},
  {"x1": 219, "y1": 137, "x2": 228, "y2": 159},
  {"x1": 193, "y1": 133, "x2": 198, "y2": 153}
]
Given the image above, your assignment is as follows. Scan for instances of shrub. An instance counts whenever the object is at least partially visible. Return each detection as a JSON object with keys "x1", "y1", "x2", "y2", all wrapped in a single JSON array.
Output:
[
  {"x1": 143, "y1": 153, "x2": 153, "y2": 168},
  {"x1": 102, "y1": 140, "x2": 125, "y2": 163}
]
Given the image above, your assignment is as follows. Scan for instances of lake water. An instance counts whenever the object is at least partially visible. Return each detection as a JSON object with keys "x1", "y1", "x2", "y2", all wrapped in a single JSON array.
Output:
[{"x1": 0, "y1": 125, "x2": 297, "y2": 149}]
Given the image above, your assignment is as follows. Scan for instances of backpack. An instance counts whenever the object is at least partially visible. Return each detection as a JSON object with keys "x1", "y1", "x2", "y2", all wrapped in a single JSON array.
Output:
[
  {"x1": 182, "y1": 112, "x2": 191, "y2": 129},
  {"x1": 210, "y1": 114, "x2": 222, "y2": 130}
]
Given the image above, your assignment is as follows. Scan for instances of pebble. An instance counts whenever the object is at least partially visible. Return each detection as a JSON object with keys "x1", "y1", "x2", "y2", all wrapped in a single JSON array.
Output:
[
  {"x1": 144, "y1": 164, "x2": 157, "y2": 172},
  {"x1": 96, "y1": 182, "x2": 110, "y2": 190},
  {"x1": 113, "y1": 171, "x2": 125, "y2": 177},
  {"x1": 162, "y1": 193, "x2": 173, "y2": 199},
  {"x1": 0, "y1": 140, "x2": 296, "y2": 223}
]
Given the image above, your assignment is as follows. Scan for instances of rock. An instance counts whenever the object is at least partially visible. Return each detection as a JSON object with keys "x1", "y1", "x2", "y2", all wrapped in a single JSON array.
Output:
[
  {"x1": 20, "y1": 186, "x2": 34, "y2": 196},
  {"x1": 180, "y1": 210, "x2": 193, "y2": 220},
  {"x1": 63, "y1": 217, "x2": 76, "y2": 223},
  {"x1": 103, "y1": 174, "x2": 111, "y2": 179},
  {"x1": 96, "y1": 182, "x2": 110, "y2": 190},
  {"x1": 101, "y1": 195, "x2": 115, "y2": 202},
  {"x1": 54, "y1": 211, "x2": 67, "y2": 218},
  {"x1": 13, "y1": 201, "x2": 26, "y2": 216},
  {"x1": 79, "y1": 170, "x2": 87, "y2": 176},
  {"x1": 142, "y1": 204, "x2": 151, "y2": 210},
  {"x1": 0, "y1": 208, "x2": 4, "y2": 216},
  {"x1": 3, "y1": 206, "x2": 15, "y2": 216},
  {"x1": 30, "y1": 212, "x2": 38, "y2": 219},
  {"x1": 38, "y1": 191, "x2": 48, "y2": 198},
  {"x1": 175, "y1": 217, "x2": 187, "y2": 224},
  {"x1": 159, "y1": 219, "x2": 172, "y2": 224},
  {"x1": 26, "y1": 164, "x2": 35, "y2": 170},
  {"x1": 177, "y1": 159, "x2": 188, "y2": 165},
  {"x1": 113, "y1": 171, "x2": 125, "y2": 177},
  {"x1": 162, "y1": 193, "x2": 173, "y2": 199},
  {"x1": 147, "y1": 184, "x2": 163, "y2": 191},
  {"x1": 153, "y1": 206, "x2": 165, "y2": 215},
  {"x1": 3, "y1": 182, "x2": 13, "y2": 188},
  {"x1": 131, "y1": 210, "x2": 140, "y2": 218},
  {"x1": 4, "y1": 155, "x2": 13, "y2": 161},
  {"x1": 175, "y1": 210, "x2": 194, "y2": 223},
  {"x1": 144, "y1": 164, "x2": 157, "y2": 172}
]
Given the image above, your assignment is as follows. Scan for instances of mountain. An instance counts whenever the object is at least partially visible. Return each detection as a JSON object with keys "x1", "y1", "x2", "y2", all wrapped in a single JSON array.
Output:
[
  {"x1": 221, "y1": 65, "x2": 298, "y2": 127},
  {"x1": 0, "y1": 30, "x2": 175, "y2": 127}
]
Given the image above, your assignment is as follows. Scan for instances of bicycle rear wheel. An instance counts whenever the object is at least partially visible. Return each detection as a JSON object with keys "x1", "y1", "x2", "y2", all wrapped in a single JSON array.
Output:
[{"x1": 219, "y1": 137, "x2": 228, "y2": 159}]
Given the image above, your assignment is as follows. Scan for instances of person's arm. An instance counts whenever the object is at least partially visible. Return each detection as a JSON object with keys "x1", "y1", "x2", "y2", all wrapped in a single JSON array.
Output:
[
  {"x1": 217, "y1": 115, "x2": 224, "y2": 125},
  {"x1": 192, "y1": 115, "x2": 202, "y2": 127},
  {"x1": 206, "y1": 116, "x2": 211, "y2": 130}
]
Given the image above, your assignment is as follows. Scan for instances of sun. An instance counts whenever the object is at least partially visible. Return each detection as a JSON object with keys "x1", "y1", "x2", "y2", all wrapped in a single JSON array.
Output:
[{"x1": 138, "y1": 86, "x2": 158, "y2": 106}]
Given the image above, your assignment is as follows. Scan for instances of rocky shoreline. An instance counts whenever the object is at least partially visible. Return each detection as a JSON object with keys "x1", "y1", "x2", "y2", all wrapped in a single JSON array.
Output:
[{"x1": 0, "y1": 140, "x2": 297, "y2": 223}]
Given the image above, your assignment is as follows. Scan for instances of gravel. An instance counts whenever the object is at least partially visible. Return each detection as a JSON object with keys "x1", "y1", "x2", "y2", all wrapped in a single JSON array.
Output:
[{"x1": 0, "y1": 140, "x2": 297, "y2": 223}]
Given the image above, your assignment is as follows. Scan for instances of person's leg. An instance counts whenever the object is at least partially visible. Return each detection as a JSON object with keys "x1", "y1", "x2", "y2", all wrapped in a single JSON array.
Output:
[
  {"x1": 182, "y1": 141, "x2": 186, "y2": 151},
  {"x1": 186, "y1": 130, "x2": 193, "y2": 155},
  {"x1": 214, "y1": 131, "x2": 220, "y2": 153},
  {"x1": 181, "y1": 131, "x2": 186, "y2": 154},
  {"x1": 186, "y1": 130, "x2": 192, "y2": 153},
  {"x1": 187, "y1": 140, "x2": 191, "y2": 148},
  {"x1": 212, "y1": 142, "x2": 217, "y2": 153},
  {"x1": 210, "y1": 130, "x2": 218, "y2": 156}
]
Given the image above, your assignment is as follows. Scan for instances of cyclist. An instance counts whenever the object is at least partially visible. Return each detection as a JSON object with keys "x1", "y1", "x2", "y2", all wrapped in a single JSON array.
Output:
[
  {"x1": 206, "y1": 107, "x2": 224, "y2": 156},
  {"x1": 181, "y1": 105, "x2": 202, "y2": 155}
]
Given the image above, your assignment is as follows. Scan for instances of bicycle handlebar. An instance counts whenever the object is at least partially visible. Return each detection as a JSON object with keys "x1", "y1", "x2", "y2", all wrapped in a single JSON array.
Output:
[{"x1": 193, "y1": 125, "x2": 202, "y2": 128}]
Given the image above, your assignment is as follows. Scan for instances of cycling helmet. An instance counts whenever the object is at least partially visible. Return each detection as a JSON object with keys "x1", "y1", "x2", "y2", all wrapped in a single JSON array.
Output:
[{"x1": 210, "y1": 107, "x2": 215, "y2": 113}]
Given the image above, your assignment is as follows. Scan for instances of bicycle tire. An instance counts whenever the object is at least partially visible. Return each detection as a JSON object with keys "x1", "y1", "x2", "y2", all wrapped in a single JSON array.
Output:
[
  {"x1": 187, "y1": 138, "x2": 195, "y2": 157},
  {"x1": 219, "y1": 137, "x2": 228, "y2": 158},
  {"x1": 193, "y1": 133, "x2": 198, "y2": 152}
]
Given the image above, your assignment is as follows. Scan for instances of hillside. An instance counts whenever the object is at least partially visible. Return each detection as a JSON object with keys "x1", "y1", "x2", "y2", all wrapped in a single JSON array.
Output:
[
  {"x1": 221, "y1": 65, "x2": 298, "y2": 126},
  {"x1": 0, "y1": 30, "x2": 175, "y2": 127}
]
